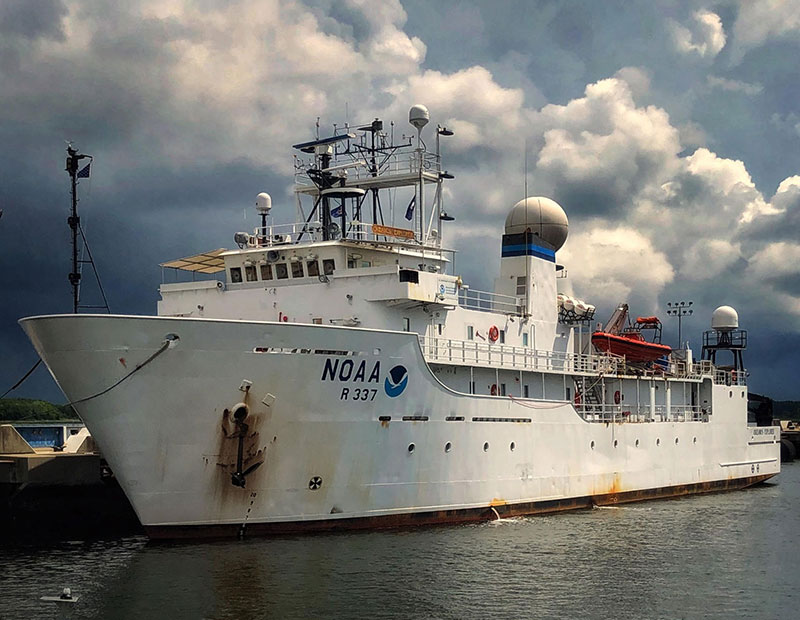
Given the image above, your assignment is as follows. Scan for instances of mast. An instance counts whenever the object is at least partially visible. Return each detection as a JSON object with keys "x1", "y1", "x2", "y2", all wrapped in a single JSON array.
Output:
[
  {"x1": 64, "y1": 145, "x2": 109, "y2": 314},
  {"x1": 65, "y1": 145, "x2": 90, "y2": 313}
]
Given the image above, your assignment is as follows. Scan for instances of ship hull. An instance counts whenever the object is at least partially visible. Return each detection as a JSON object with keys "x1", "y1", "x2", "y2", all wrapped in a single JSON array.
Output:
[{"x1": 21, "y1": 315, "x2": 780, "y2": 539}]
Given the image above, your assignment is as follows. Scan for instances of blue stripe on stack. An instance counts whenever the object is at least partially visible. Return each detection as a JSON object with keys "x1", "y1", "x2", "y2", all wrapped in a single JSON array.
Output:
[{"x1": 501, "y1": 243, "x2": 556, "y2": 262}]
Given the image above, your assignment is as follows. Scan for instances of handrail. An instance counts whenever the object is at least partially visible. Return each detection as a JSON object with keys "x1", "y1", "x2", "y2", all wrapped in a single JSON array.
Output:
[
  {"x1": 576, "y1": 403, "x2": 709, "y2": 424},
  {"x1": 458, "y1": 289, "x2": 521, "y2": 315},
  {"x1": 418, "y1": 336, "x2": 624, "y2": 375},
  {"x1": 418, "y1": 335, "x2": 745, "y2": 384}
]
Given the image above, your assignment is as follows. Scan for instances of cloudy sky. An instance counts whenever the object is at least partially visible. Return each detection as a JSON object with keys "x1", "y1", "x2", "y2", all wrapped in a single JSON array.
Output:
[{"x1": 2, "y1": 0, "x2": 800, "y2": 400}]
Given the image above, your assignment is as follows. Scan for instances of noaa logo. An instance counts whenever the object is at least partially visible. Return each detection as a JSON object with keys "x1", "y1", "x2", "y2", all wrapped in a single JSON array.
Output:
[{"x1": 384, "y1": 365, "x2": 409, "y2": 397}]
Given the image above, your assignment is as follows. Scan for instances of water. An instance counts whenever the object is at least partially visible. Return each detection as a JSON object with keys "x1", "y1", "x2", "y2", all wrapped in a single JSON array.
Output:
[{"x1": 2, "y1": 465, "x2": 799, "y2": 619}]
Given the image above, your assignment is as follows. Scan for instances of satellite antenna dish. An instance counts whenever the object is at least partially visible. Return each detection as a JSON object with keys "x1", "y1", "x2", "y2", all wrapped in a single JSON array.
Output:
[{"x1": 409, "y1": 104, "x2": 429, "y2": 147}]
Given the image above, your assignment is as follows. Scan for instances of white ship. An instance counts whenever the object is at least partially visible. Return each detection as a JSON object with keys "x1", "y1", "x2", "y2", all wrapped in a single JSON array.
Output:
[{"x1": 21, "y1": 106, "x2": 780, "y2": 539}]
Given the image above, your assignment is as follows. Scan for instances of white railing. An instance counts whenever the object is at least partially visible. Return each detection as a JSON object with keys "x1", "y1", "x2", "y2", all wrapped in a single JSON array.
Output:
[
  {"x1": 418, "y1": 336, "x2": 745, "y2": 386},
  {"x1": 418, "y1": 337, "x2": 624, "y2": 375},
  {"x1": 294, "y1": 151, "x2": 441, "y2": 188},
  {"x1": 577, "y1": 404, "x2": 709, "y2": 424},
  {"x1": 458, "y1": 289, "x2": 522, "y2": 315}
]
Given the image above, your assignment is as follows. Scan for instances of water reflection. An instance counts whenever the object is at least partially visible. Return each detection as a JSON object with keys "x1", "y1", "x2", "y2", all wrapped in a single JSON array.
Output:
[{"x1": 2, "y1": 468, "x2": 798, "y2": 620}]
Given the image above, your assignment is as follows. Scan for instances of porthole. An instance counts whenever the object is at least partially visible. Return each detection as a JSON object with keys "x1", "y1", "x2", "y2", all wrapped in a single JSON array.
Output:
[
  {"x1": 407, "y1": 443, "x2": 415, "y2": 453},
  {"x1": 483, "y1": 442, "x2": 490, "y2": 452},
  {"x1": 729, "y1": 391, "x2": 733, "y2": 398},
  {"x1": 510, "y1": 441, "x2": 516, "y2": 452},
  {"x1": 613, "y1": 439, "x2": 618, "y2": 448},
  {"x1": 635, "y1": 439, "x2": 640, "y2": 447},
  {"x1": 445, "y1": 442, "x2": 452, "y2": 453},
  {"x1": 656, "y1": 438, "x2": 661, "y2": 446},
  {"x1": 590, "y1": 441, "x2": 595, "y2": 450},
  {"x1": 693, "y1": 437, "x2": 697, "y2": 444},
  {"x1": 675, "y1": 438, "x2": 679, "y2": 445}
]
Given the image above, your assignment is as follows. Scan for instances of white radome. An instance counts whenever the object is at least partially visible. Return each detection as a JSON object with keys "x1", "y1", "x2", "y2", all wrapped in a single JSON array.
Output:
[
  {"x1": 712, "y1": 305, "x2": 738, "y2": 331},
  {"x1": 256, "y1": 192, "x2": 272, "y2": 215},
  {"x1": 505, "y1": 196, "x2": 569, "y2": 251}
]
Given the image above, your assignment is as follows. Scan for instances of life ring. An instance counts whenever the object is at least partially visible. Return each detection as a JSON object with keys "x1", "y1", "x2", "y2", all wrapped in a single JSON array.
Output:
[
  {"x1": 488, "y1": 326, "x2": 499, "y2": 342},
  {"x1": 614, "y1": 390, "x2": 621, "y2": 405},
  {"x1": 574, "y1": 392, "x2": 582, "y2": 405},
  {"x1": 490, "y1": 384, "x2": 498, "y2": 396}
]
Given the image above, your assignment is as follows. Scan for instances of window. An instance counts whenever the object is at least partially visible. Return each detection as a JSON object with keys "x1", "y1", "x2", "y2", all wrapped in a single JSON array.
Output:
[
  {"x1": 230, "y1": 267, "x2": 242, "y2": 283},
  {"x1": 469, "y1": 381, "x2": 476, "y2": 394},
  {"x1": 323, "y1": 259, "x2": 335, "y2": 275},
  {"x1": 399, "y1": 269, "x2": 419, "y2": 283},
  {"x1": 275, "y1": 263, "x2": 289, "y2": 280},
  {"x1": 523, "y1": 385, "x2": 529, "y2": 398},
  {"x1": 291, "y1": 261, "x2": 304, "y2": 278},
  {"x1": 467, "y1": 326, "x2": 474, "y2": 340},
  {"x1": 245, "y1": 265, "x2": 257, "y2": 282},
  {"x1": 500, "y1": 383, "x2": 507, "y2": 396},
  {"x1": 260, "y1": 264, "x2": 273, "y2": 280},
  {"x1": 437, "y1": 324, "x2": 443, "y2": 336},
  {"x1": 522, "y1": 332, "x2": 528, "y2": 347},
  {"x1": 499, "y1": 329, "x2": 505, "y2": 344},
  {"x1": 312, "y1": 318, "x2": 323, "y2": 325},
  {"x1": 307, "y1": 260, "x2": 320, "y2": 277},
  {"x1": 566, "y1": 387, "x2": 571, "y2": 400},
  {"x1": 402, "y1": 317, "x2": 410, "y2": 332},
  {"x1": 516, "y1": 276, "x2": 526, "y2": 296},
  {"x1": 361, "y1": 260, "x2": 372, "y2": 268}
]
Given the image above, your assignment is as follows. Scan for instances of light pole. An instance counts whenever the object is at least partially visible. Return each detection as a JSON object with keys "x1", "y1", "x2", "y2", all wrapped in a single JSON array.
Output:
[{"x1": 666, "y1": 301, "x2": 693, "y2": 349}]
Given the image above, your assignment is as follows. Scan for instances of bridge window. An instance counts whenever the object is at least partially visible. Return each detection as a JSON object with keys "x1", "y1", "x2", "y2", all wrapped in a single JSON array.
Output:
[
  {"x1": 516, "y1": 276, "x2": 526, "y2": 296},
  {"x1": 291, "y1": 261, "x2": 304, "y2": 278},
  {"x1": 260, "y1": 264, "x2": 273, "y2": 280},
  {"x1": 323, "y1": 259, "x2": 335, "y2": 275},
  {"x1": 245, "y1": 265, "x2": 257, "y2": 282},
  {"x1": 275, "y1": 263, "x2": 289, "y2": 280},
  {"x1": 399, "y1": 269, "x2": 419, "y2": 283},
  {"x1": 230, "y1": 267, "x2": 242, "y2": 283},
  {"x1": 307, "y1": 260, "x2": 320, "y2": 277}
]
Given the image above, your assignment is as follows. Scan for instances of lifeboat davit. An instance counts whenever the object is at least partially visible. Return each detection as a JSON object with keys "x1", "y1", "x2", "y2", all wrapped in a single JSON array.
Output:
[{"x1": 591, "y1": 330, "x2": 672, "y2": 363}]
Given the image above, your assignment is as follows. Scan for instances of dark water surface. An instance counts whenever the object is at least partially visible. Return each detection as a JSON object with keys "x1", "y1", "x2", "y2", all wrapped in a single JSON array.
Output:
[{"x1": 2, "y1": 464, "x2": 799, "y2": 619}]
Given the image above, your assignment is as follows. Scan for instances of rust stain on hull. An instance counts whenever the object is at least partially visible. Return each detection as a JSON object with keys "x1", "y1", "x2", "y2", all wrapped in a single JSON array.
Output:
[{"x1": 146, "y1": 473, "x2": 776, "y2": 540}]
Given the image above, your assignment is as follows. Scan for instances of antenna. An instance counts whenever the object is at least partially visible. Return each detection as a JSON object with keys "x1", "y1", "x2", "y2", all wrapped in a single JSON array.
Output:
[
  {"x1": 409, "y1": 104, "x2": 430, "y2": 242},
  {"x1": 65, "y1": 144, "x2": 110, "y2": 314}
]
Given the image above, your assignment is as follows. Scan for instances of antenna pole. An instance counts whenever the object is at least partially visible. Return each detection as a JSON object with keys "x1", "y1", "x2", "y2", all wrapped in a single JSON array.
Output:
[{"x1": 65, "y1": 145, "x2": 88, "y2": 313}]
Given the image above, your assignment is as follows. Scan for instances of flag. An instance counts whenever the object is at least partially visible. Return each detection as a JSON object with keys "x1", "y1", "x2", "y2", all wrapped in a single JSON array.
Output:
[
  {"x1": 77, "y1": 162, "x2": 91, "y2": 178},
  {"x1": 404, "y1": 195, "x2": 416, "y2": 221},
  {"x1": 330, "y1": 204, "x2": 343, "y2": 218}
]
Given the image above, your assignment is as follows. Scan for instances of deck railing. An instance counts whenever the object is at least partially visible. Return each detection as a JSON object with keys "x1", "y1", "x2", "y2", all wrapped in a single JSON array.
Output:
[
  {"x1": 457, "y1": 289, "x2": 522, "y2": 315},
  {"x1": 577, "y1": 404, "x2": 709, "y2": 424},
  {"x1": 418, "y1": 336, "x2": 624, "y2": 375},
  {"x1": 418, "y1": 336, "x2": 746, "y2": 385}
]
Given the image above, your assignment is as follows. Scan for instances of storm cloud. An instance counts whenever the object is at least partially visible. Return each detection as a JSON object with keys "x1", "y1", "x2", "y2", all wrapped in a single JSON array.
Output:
[{"x1": 2, "y1": 0, "x2": 800, "y2": 399}]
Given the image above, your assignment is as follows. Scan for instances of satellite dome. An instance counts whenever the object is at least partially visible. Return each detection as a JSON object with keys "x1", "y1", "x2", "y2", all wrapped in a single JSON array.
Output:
[
  {"x1": 505, "y1": 196, "x2": 569, "y2": 251},
  {"x1": 409, "y1": 104, "x2": 430, "y2": 130},
  {"x1": 711, "y1": 306, "x2": 738, "y2": 332},
  {"x1": 256, "y1": 192, "x2": 272, "y2": 215}
]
